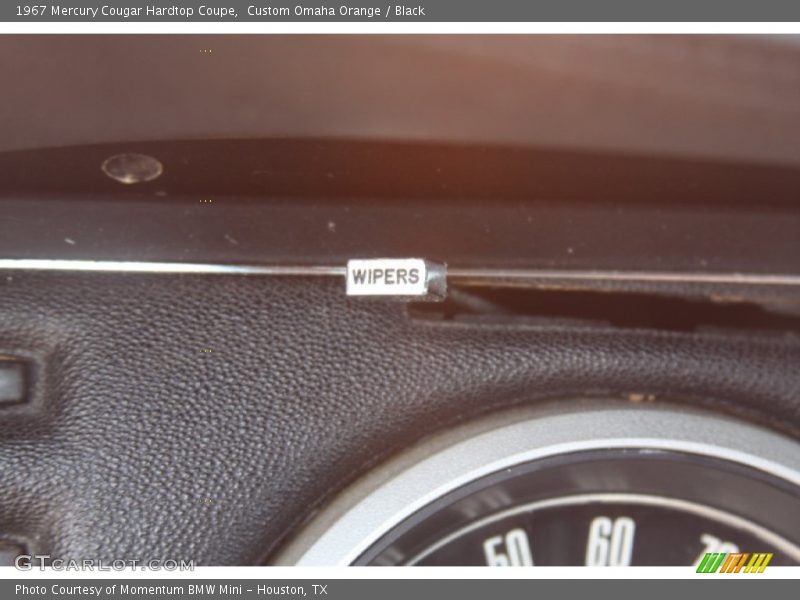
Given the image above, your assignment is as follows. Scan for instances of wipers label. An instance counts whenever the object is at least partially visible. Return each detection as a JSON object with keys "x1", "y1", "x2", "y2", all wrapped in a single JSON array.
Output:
[{"x1": 346, "y1": 258, "x2": 446, "y2": 300}]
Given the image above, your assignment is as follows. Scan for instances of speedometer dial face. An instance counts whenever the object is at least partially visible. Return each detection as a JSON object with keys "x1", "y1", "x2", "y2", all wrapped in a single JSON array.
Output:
[
  {"x1": 275, "y1": 407, "x2": 800, "y2": 567},
  {"x1": 356, "y1": 452, "x2": 800, "y2": 566}
]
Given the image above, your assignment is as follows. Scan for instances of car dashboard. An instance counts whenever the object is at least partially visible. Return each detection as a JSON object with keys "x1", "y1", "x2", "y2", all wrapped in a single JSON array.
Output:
[{"x1": 0, "y1": 35, "x2": 799, "y2": 567}]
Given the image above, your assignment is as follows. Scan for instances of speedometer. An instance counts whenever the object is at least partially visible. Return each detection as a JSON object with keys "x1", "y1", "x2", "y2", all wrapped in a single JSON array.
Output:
[
  {"x1": 359, "y1": 450, "x2": 800, "y2": 565},
  {"x1": 275, "y1": 405, "x2": 800, "y2": 567}
]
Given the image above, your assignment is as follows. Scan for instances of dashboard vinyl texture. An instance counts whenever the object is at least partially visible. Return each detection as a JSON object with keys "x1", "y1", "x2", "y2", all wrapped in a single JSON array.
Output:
[{"x1": 0, "y1": 271, "x2": 799, "y2": 564}]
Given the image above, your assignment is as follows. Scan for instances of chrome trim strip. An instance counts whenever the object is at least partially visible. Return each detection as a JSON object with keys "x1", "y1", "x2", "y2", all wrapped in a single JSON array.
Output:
[
  {"x1": 1, "y1": 259, "x2": 800, "y2": 287},
  {"x1": 0, "y1": 259, "x2": 345, "y2": 276},
  {"x1": 447, "y1": 268, "x2": 800, "y2": 286}
]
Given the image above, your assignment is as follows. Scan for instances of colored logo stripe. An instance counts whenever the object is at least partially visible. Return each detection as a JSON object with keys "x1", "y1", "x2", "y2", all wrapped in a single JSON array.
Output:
[{"x1": 696, "y1": 552, "x2": 773, "y2": 573}]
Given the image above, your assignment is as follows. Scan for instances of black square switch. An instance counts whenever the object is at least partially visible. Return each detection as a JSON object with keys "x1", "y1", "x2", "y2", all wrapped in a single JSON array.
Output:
[{"x1": 0, "y1": 359, "x2": 28, "y2": 406}]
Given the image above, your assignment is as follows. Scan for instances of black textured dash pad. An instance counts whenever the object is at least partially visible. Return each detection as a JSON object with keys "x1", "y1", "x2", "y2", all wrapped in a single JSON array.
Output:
[{"x1": 0, "y1": 272, "x2": 798, "y2": 564}]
